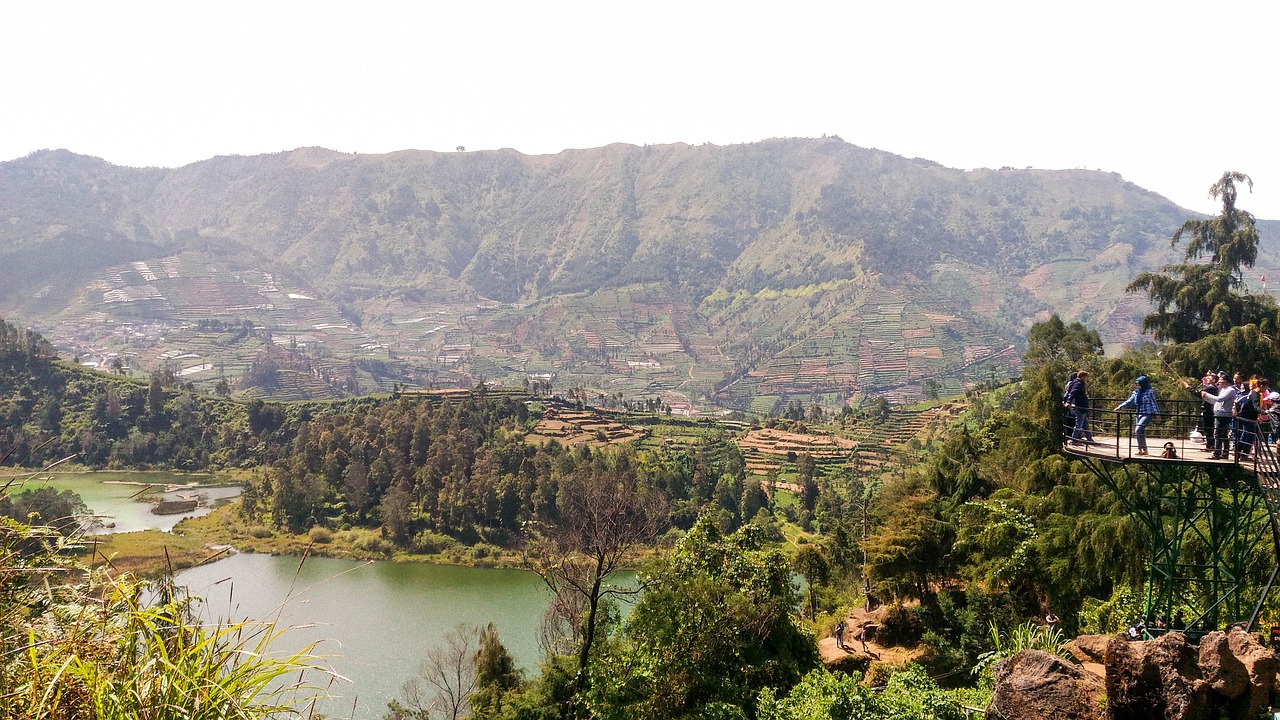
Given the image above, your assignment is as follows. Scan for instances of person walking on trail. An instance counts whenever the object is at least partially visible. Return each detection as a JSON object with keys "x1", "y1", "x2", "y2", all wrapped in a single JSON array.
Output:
[
  {"x1": 854, "y1": 621, "x2": 874, "y2": 653},
  {"x1": 1187, "y1": 372, "x2": 1238, "y2": 459},
  {"x1": 1065, "y1": 370, "x2": 1092, "y2": 445},
  {"x1": 1115, "y1": 376, "x2": 1160, "y2": 456},
  {"x1": 833, "y1": 620, "x2": 846, "y2": 650}
]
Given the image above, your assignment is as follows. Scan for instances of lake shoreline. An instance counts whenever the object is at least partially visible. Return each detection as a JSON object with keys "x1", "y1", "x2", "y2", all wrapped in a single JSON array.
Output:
[{"x1": 93, "y1": 504, "x2": 531, "y2": 578}]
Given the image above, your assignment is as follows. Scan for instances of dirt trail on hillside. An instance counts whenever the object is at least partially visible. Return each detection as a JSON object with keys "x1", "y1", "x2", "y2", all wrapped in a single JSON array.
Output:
[{"x1": 818, "y1": 605, "x2": 921, "y2": 667}]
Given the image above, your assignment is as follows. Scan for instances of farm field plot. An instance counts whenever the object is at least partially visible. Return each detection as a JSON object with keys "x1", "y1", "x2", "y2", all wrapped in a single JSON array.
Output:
[
  {"x1": 457, "y1": 285, "x2": 736, "y2": 407},
  {"x1": 736, "y1": 427, "x2": 857, "y2": 477},
  {"x1": 712, "y1": 285, "x2": 1018, "y2": 411},
  {"x1": 525, "y1": 408, "x2": 649, "y2": 447},
  {"x1": 40, "y1": 253, "x2": 1020, "y2": 414}
]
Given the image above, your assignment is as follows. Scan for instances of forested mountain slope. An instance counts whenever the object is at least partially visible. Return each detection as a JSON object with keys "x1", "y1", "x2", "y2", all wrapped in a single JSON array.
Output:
[{"x1": 2, "y1": 139, "x2": 1273, "y2": 409}]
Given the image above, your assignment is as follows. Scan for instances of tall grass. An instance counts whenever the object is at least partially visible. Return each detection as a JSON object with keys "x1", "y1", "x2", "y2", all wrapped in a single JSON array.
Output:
[
  {"x1": 2, "y1": 460, "x2": 331, "y2": 719},
  {"x1": 971, "y1": 620, "x2": 1067, "y2": 680}
]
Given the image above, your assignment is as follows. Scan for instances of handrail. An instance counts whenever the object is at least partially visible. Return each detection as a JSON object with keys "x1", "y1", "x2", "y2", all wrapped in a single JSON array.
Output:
[
  {"x1": 1061, "y1": 396, "x2": 1269, "y2": 467},
  {"x1": 1061, "y1": 394, "x2": 1280, "y2": 634}
]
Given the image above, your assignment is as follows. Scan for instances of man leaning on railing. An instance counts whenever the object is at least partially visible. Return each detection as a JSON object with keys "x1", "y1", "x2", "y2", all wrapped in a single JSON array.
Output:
[{"x1": 1184, "y1": 372, "x2": 1237, "y2": 460}]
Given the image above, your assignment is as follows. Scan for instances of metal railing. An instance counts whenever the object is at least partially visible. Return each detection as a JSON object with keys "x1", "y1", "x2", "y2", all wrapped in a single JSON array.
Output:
[{"x1": 1062, "y1": 396, "x2": 1272, "y2": 467}]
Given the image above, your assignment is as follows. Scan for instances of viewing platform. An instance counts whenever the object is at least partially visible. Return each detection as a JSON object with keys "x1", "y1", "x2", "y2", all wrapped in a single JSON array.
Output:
[
  {"x1": 1060, "y1": 397, "x2": 1271, "y2": 472},
  {"x1": 1059, "y1": 395, "x2": 1280, "y2": 634}
]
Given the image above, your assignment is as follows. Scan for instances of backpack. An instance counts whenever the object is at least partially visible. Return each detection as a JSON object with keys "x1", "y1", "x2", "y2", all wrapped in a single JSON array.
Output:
[{"x1": 1236, "y1": 390, "x2": 1258, "y2": 419}]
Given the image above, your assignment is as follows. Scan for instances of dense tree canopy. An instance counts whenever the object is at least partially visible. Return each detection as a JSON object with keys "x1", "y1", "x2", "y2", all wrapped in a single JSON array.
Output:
[{"x1": 587, "y1": 516, "x2": 817, "y2": 719}]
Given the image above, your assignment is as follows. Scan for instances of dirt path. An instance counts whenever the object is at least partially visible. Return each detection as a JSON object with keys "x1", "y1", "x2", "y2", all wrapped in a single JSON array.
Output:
[{"x1": 818, "y1": 606, "x2": 922, "y2": 667}]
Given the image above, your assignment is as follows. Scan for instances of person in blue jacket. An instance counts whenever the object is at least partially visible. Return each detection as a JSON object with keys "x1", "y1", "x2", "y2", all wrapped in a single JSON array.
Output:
[{"x1": 1115, "y1": 375, "x2": 1160, "y2": 456}]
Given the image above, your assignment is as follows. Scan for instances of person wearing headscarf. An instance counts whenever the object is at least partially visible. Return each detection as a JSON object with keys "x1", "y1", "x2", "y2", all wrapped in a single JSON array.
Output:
[{"x1": 1115, "y1": 375, "x2": 1160, "y2": 455}]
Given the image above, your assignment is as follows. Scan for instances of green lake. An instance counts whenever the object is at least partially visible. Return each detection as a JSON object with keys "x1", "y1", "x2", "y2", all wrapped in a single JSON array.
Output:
[
  {"x1": 1, "y1": 471, "x2": 241, "y2": 533},
  {"x1": 6, "y1": 471, "x2": 615, "y2": 719},
  {"x1": 175, "y1": 553, "x2": 552, "y2": 720}
]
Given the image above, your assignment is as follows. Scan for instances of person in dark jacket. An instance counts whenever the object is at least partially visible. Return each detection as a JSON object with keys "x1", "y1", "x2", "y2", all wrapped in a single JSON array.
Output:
[
  {"x1": 1065, "y1": 370, "x2": 1091, "y2": 444},
  {"x1": 1235, "y1": 378, "x2": 1261, "y2": 460},
  {"x1": 1187, "y1": 372, "x2": 1238, "y2": 459}
]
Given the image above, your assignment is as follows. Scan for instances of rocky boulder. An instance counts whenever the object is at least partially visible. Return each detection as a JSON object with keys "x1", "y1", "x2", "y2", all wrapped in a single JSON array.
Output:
[
  {"x1": 989, "y1": 630, "x2": 1277, "y2": 720},
  {"x1": 1065, "y1": 634, "x2": 1110, "y2": 664},
  {"x1": 989, "y1": 649, "x2": 1106, "y2": 720},
  {"x1": 1104, "y1": 629, "x2": 1276, "y2": 720}
]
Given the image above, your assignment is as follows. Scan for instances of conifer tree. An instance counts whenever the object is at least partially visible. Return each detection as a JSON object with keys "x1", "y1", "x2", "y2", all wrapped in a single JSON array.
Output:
[
  {"x1": 470, "y1": 623, "x2": 521, "y2": 718},
  {"x1": 1127, "y1": 171, "x2": 1273, "y2": 342}
]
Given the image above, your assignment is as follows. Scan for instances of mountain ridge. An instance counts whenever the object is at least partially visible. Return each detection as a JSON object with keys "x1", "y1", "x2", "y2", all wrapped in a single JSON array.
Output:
[{"x1": 2, "y1": 138, "x2": 1274, "y2": 410}]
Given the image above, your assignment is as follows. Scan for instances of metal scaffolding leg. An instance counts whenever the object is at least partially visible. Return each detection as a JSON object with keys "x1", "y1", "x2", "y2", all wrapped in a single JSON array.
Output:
[{"x1": 1079, "y1": 457, "x2": 1271, "y2": 634}]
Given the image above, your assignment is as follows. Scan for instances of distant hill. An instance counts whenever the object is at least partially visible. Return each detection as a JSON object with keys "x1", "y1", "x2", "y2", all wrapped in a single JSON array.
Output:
[{"x1": 2, "y1": 139, "x2": 1276, "y2": 411}]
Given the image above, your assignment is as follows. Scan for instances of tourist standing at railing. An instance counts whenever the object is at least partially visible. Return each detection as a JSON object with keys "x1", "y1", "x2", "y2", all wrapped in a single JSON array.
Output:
[
  {"x1": 1065, "y1": 369, "x2": 1092, "y2": 445},
  {"x1": 1196, "y1": 371, "x2": 1216, "y2": 452},
  {"x1": 1115, "y1": 376, "x2": 1160, "y2": 455},
  {"x1": 1186, "y1": 372, "x2": 1237, "y2": 459},
  {"x1": 1262, "y1": 379, "x2": 1280, "y2": 443},
  {"x1": 1235, "y1": 378, "x2": 1262, "y2": 460},
  {"x1": 1230, "y1": 373, "x2": 1249, "y2": 456}
]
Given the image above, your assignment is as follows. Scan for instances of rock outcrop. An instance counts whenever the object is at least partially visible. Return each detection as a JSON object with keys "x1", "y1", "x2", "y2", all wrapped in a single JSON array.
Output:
[
  {"x1": 989, "y1": 649, "x2": 1105, "y2": 720},
  {"x1": 1105, "y1": 630, "x2": 1276, "y2": 720},
  {"x1": 989, "y1": 630, "x2": 1277, "y2": 720}
]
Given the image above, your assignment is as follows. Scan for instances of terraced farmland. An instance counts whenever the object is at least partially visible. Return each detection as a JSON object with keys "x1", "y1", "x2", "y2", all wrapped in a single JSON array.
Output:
[
  {"x1": 735, "y1": 402, "x2": 963, "y2": 478},
  {"x1": 525, "y1": 408, "x2": 650, "y2": 447},
  {"x1": 737, "y1": 427, "x2": 856, "y2": 477},
  {"x1": 42, "y1": 249, "x2": 1016, "y2": 413}
]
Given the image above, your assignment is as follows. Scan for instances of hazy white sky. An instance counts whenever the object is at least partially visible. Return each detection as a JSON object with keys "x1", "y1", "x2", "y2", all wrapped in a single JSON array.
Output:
[{"x1": 4, "y1": 1, "x2": 1278, "y2": 218}]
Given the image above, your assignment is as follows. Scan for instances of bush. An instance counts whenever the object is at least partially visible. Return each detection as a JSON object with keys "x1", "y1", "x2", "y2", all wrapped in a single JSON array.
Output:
[
  {"x1": 412, "y1": 530, "x2": 457, "y2": 555},
  {"x1": 355, "y1": 535, "x2": 391, "y2": 556},
  {"x1": 248, "y1": 525, "x2": 273, "y2": 538},
  {"x1": 877, "y1": 602, "x2": 924, "y2": 648},
  {"x1": 863, "y1": 661, "x2": 895, "y2": 687},
  {"x1": 1080, "y1": 586, "x2": 1143, "y2": 635},
  {"x1": 919, "y1": 630, "x2": 967, "y2": 680},
  {"x1": 471, "y1": 543, "x2": 501, "y2": 560},
  {"x1": 308, "y1": 526, "x2": 333, "y2": 544},
  {"x1": 658, "y1": 527, "x2": 686, "y2": 549}
]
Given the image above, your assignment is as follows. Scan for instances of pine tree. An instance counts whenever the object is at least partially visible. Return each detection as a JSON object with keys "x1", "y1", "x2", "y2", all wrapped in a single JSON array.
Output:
[
  {"x1": 470, "y1": 623, "x2": 521, "y2": 718},
  {"x1": 1127, "y1": 171, "x2": 1273, "y2": 342}
]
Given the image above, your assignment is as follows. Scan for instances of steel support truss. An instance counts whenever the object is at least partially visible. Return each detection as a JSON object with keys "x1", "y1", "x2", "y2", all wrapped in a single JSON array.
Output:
[{"x1": 1078, "y1": 456, "x2": 1276, "y2": 635}]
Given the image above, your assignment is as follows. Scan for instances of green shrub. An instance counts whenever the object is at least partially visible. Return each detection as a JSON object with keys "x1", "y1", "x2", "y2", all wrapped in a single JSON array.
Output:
[
  {"x1": 658, "y1": 527, "x2": 686, "y2": 549},
  {"x1": 412, "y1": 530, "x2": 457, "y2": 554},
  {"x1": 1080, "y1": 586, "x2": 1143, "y2": 635},
  {"x1": 471, "y1": 543, "x2": 501, "y2": 560},
  {"x1": 863, "y1": 661, "x2": 895, "y2": 687},
  {"x1": 308, "y1": 525, "x2": 333, "y2": 544},
  {"x1": 355, "y1": 535, "x2": 391, "y2": 555},
  {"x1": 877, "y1": 602, "x2": 924, "y2": 647}
]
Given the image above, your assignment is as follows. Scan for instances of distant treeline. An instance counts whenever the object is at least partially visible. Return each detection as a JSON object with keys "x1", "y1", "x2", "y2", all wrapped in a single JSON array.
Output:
[
  {"x1": 1, "y1": 316, "x2": 256, "y2": 470},
  {"x1": 0, "y1": 317, "x2": 769, "y2": 549}
]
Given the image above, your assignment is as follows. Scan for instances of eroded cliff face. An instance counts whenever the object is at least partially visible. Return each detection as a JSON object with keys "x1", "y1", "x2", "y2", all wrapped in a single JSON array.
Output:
[{"x1": 990, "y1": 630, "x2": 1277, "y2": 720}]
